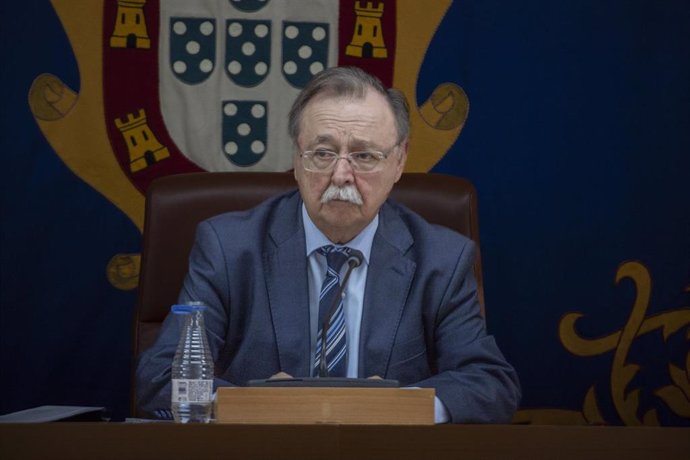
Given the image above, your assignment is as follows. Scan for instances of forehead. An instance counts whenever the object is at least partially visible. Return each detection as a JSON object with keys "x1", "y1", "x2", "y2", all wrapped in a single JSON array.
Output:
[{"x1": 299, "y1": 90, "x2": 397, "y2": 146}]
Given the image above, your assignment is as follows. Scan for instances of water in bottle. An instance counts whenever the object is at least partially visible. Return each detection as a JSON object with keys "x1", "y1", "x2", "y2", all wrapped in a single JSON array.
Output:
[{"x1": 171, "y1": 302, "x2": 214, "y2": 423}]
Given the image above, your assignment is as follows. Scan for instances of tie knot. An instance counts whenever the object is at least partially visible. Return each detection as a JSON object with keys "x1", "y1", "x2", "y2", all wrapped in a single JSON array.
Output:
[{"x1": 318, "y1": 245, "x2": 351, "y2": 272}]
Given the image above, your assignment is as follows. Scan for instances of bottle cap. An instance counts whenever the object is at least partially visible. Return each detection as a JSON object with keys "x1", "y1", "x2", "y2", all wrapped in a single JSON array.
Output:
[{"x1": 171, "y1": 302, "x2": 208, "y2": 314}]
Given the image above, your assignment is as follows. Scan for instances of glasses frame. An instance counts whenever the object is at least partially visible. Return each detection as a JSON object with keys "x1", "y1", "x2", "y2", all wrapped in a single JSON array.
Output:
[{"x1": 299, "y1": 144, "x2": 399, "y2": 173}]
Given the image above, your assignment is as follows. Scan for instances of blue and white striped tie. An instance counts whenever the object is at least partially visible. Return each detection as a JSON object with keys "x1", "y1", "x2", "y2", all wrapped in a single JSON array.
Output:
[{"x1": 314, "y1": 245, "x2": 351, "y2": 377}]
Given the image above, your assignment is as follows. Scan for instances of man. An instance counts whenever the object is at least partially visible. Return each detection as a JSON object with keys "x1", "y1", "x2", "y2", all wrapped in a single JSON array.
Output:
[{"x1": 137, "y1": 66, "x2": 520, "y2": 423}]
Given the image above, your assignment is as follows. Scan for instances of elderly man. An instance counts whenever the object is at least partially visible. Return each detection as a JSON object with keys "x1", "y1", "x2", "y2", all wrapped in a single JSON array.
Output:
[{"x1": 137, "y1": 66, "x2": 520, "y2": 423}]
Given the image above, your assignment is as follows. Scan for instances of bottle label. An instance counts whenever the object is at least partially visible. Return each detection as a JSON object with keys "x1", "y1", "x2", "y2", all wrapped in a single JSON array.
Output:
[{"x1": 172, "y1": 379, "x2": 213, "y2": 403}]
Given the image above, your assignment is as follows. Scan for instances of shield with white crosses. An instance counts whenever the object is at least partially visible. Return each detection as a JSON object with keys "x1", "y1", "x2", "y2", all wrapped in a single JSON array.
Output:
[
  {"x1": 282, "y1": 22, "x2": 330, "y2": 88},
  {"x1": 169, "y1": 17, "x2": 216, "y2": 85},
  {"x1": 230, "y1": 0, "x2": 272, "y2": 14},
  {"x1": 222, "y1": 100, "x2": 268, "y2": 166},
  {"x1": 225, "y1": 19, "x2": 271, "y2": 87}
]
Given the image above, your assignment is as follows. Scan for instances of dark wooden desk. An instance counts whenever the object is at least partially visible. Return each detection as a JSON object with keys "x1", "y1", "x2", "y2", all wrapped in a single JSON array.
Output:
[{"x1": 1, "y1": 423, "x2": 688, "y2": 460}]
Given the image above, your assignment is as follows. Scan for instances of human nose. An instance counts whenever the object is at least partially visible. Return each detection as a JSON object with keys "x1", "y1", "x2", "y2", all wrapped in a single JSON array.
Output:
[{"x1": 330, "y1": 153, "x2": 355, "y2": 184}]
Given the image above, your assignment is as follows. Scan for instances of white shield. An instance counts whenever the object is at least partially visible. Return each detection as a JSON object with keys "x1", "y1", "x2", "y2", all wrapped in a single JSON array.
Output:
[{"x1": 159, "y1": 0, "x2": 340, "y2": 172}]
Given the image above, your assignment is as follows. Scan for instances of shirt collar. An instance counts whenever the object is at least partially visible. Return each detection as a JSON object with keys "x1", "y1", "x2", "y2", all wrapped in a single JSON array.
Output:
[{"x1": 302, "y1": 203, "x2": 378, "y2": 265}]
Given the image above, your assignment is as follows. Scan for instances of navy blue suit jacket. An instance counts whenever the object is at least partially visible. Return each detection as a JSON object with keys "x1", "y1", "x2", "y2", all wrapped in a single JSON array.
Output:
[{"x1": 136, "y1": 190, "x2": 520, "y2": 422}]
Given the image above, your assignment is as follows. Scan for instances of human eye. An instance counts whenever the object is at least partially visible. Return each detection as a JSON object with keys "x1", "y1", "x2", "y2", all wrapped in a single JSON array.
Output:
[
  {"x1": 350, "y1": 151, "x2": 379, "y2": 163},
  {"x1": 312, "y1": 149, "x2": 336, "y2": 159}
]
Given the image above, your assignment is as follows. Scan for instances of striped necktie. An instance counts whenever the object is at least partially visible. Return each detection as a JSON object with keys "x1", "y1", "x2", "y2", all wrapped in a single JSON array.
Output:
[{"x1": 314, "y1": 245, "x2": 351, "y2": 377}]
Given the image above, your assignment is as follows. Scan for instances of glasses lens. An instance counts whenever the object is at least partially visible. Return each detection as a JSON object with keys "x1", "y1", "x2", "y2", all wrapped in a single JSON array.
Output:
[
  {"x1": 304, "y1": 150, "x2": 337, "y2": 171},
  {"x1": 350, "y1": 152, "x2": 384, "y2": 172}
]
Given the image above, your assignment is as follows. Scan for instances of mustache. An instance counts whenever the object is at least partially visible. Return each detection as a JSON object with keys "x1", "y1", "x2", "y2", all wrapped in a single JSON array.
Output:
[{"x1": 320, "y1": 184, "x2": 363, "y2": 205}]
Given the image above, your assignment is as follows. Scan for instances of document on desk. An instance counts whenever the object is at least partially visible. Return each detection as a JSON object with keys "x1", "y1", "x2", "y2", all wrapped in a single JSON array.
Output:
[{"x1": 0, "y1": 405, "x2": 105, "y2": 423}]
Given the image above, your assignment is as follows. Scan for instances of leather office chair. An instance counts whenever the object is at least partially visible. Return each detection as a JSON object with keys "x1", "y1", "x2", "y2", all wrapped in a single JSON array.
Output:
[{"x1": 132, "y1": 172, "x2": 483, "y2": 414}]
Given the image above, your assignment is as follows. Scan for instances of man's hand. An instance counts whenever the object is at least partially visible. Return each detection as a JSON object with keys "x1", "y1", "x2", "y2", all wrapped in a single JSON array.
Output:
[
  {"x1": 269, "y1": 373, "x2": 382, "y2": 379},
  {"x1": 269, "y1": 371, "x2": 293, "y2": 380}
]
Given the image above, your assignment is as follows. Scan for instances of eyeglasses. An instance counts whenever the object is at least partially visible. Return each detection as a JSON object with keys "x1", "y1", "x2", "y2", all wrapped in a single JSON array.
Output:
[{"x1": 300, "y1": 146, "x2": 398, "y2": 173}]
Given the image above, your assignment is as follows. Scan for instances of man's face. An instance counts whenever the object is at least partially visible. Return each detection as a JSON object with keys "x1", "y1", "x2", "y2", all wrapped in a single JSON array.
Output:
[{"x1": 293, "y1": 89, "x2": 407, "y2": 243}]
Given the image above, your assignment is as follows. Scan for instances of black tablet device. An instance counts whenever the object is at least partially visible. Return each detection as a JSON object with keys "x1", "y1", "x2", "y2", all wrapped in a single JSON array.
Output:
[{"x1": 247, "y1": 377, "x2": 399, "y2": 388}]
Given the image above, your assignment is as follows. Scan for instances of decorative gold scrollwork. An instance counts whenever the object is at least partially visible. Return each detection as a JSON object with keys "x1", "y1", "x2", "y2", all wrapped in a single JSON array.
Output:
[{"x1": 516, "y1": 261, "x2": 690, "y2": 425}]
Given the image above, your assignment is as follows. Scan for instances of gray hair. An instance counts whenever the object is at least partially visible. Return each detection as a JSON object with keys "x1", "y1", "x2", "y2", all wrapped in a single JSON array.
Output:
[{"x1": 288, "y1": 66, "x2": 410, "y2": 147}]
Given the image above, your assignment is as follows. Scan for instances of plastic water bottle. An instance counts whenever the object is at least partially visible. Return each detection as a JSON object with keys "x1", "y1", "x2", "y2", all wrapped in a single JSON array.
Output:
[{"x1": 171, "y1": 302, "x2": 214, "y2": 423}]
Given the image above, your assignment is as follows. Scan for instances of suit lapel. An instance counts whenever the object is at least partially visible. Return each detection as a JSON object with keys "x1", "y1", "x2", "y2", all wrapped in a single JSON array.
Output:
[
  {"x1": 265, "y1": 193, "x2": 312, "y2": 377},
  {"x1": 359, "y1": 202, "x2": 416, "y2": 378}
]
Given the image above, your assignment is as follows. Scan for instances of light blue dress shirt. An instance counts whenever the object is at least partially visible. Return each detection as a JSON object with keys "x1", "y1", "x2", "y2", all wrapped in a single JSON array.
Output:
[{"x1": 301, "y1": 205, "x2": 449, "y2": 423}]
